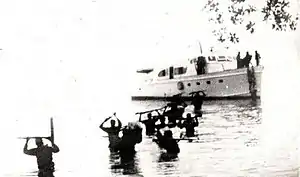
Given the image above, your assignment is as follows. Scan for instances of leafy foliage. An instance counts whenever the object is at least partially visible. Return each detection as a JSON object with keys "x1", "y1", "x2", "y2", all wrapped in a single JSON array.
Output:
[{"x1": 203, "y1": 0, "x2": 299, "y2": 43}]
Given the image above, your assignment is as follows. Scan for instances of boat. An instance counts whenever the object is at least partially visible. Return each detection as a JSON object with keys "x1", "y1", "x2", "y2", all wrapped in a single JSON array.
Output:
[{"x1": 131, "y1": 54, "x2": 263, "y2": 100}]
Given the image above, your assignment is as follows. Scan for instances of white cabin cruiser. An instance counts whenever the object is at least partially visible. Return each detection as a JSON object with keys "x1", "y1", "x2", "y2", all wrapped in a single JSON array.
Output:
[{"x1": 131, "y1": 55, "x2": 263, "y2": 100}]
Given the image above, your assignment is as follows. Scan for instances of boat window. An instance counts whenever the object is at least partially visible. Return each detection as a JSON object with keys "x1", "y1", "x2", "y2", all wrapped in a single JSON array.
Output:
[
  {"x1": 136, "y1": 69, "x2": 153, "y2": 74},
  {"x1": 187, "y1": 83, "x2": 191, "y2": 86},
  {"x1": 218, "y1": 56, "x2": 226, "y2": 61},
  {"x1": 196, "y1": 82, "x2": 200, "y2": 85},
  {"x1": 218, "y1": 79, "x2": 223, "y2": 83},
  {"x1": 158, "y1": 69, "x2": 167, "y2": 77},
  {"x1": 208, "y1": 56, "x2": 216, "y2": 61},
  {"x1": 174, "y1": 67, "x2": 187, "y2": 75},
  {"x1": 190, "y1": 58, "x2": 197, "y2": 64},
  {"x1": 227, "y1": 56, "x2": 233, "y2": 61},
  {"x1": 206, "y1": 81, "x2": 211, "y2": 84}
]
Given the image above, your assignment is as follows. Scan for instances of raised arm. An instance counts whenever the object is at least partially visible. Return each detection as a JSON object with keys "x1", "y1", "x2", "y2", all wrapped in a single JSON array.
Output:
[
  {"x1": 200, "y1": 91, "x2": 206, "y2": 97},
  {"x1": 156, "y1": 129, "x2": 163, "y2": 140},
  {"x1": 99, "y1": 117, "x2": 111, "y2": 131},
  {"x1": 194, "y1": 116, "x2": 199, "y2": 126},
  {"x1": 23, "y1": 138, "x2": 36, "y2": 156},
  {"x1": 162, "y1": 106, "x2": 168, "y2": 114},
  {"x1": 155, "y1": 109, "x2": 162, "y2": 116},
  {"x1": 116, "y1": 118, "x2": 122, "y2": 129},
  {"x1": 138, "y1": 114, "x2": 142, "y2": 122},
  {"x1": 51, "y1": 143, "x2": 60, "y2": 153}
]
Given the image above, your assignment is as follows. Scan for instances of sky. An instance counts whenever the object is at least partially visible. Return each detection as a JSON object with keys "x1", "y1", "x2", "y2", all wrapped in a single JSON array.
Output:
[
  {"x1": 0, "y1": 0, "x2": 221, "y2": 124},
  {"x1": 0, "y1": 0, "x2": 300, "y2": 168}
]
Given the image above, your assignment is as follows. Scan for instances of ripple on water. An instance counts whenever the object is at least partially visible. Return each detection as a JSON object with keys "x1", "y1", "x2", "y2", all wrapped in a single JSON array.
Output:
[{"x1": 8, "y1": 100, "x2": 298, "y2": 177}]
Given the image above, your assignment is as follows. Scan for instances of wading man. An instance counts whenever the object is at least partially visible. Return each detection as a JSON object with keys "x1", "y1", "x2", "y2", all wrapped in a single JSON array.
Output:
[
  {"x1": 100, "y1": 113, "x2": 122, "y2": 152},
  {"x1": 23, "y1": 137, "x2": 59, "y2": 177}
]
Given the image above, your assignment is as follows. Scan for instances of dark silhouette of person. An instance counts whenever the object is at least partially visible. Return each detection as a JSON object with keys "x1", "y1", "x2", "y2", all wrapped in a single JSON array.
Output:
[
  {"x1": 191, "y1": 91, "x2": 206, "y2": 115},
  {"x1": 23, "y1": 138, "x2": 59, "y2": 177},
  {"x1": 179, "y1": 113, "x2": 199, "y2": 137},
  {"x1": 196, "y1": 56, "x2": 206, "y2": 75},
  {"x1": 165, "y1": 95, "x2": 186, "y2": 126},
  {"x1": 115, "y1": 123, "x2": 143, "y2": 166},
  {"x1": 155, "y1": 115, "x2": 167, "y2": 130},
  {"x1": 99, "y1": 114, "x2": 122, "y2": 152},
  {"x1": 255, "y1": 51, "x2": 261, "y2": 66},
  {"x1": 166, "y1": 104, "x2": 180, "y2": 126},
  {"x1": 236, "y1": 52, "x2": 241, "y2": 68},
  {"x1": 138, "y1": 112, "x2": 158, "y2": 136},
  {"x1": 154, "y1": 130, "x2": 180, "y2": 155},
  {"x1": 244, "y1": 52, "x2": 252, "y2": 68}
]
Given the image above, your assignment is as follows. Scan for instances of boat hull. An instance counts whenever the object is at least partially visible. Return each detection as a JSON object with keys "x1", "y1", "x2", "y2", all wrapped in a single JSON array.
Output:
[{"x1": 131, "y1": 66, "x2": 263, "y2": 100}]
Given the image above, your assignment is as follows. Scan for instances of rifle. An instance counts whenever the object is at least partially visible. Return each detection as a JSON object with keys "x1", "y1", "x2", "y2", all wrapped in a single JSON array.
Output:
[
  {"x1": 135, "y1": 106, "x2": 167, "y2": 115},
  {"x1": 18, "y1": 118, "x2": 55, "y2": 144},
  {"x1": 189, "y1": 90, "x2": 206, "y2": 96}
]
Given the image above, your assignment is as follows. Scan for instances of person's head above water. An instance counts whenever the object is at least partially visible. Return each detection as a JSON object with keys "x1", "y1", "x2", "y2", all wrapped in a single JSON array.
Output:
[
  {"x1": 159, "y1": 116, "x2": 165, "y2": 122},
  {"x1": 35, "y1": 138, "x2": 43, "y2": 147},
  {"x1": 147, "y1": 113, "x2": 152, "y2": 119},
  {"x1": 164, "y1": 130, "x2": 173, "y2": 138},
  {"x1": 186, "y1": 113, "x2": 192, "y2": 119},
  {"x1": 110, "y1": 119, "x2": 116, "y2": 127}
]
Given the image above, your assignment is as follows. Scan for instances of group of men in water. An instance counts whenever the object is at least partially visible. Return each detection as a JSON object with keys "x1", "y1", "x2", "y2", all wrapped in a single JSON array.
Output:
[
  {"x1": 100, "y1": 91, "x2": 206, "y2": 163},
  {"x1": 21, "y1": 91, "x2": 206, "y2": 176}
]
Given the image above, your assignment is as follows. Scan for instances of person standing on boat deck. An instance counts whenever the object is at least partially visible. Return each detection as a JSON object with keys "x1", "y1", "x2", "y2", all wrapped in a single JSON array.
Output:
[
  {"x1": 99, "y1": 114, "x2": 122, "y2": 151},
  {"x1": 153, "y1": 130, "x2": 180, "y2": 155},
  {"x1": 179, "y1": 113, "x2": 199, "y2": 137},
  {"x1": 138, "y1": 112, "x2": 158, "y2": 136},
  {"x1": 23, "y1": 137, "x2": 59, "y2": 177},
  {"x1": 236, "y1": 52, "x2": 241, "y2": 68},
  {"x1": 191, "y1": 91, "x2": 206, "y2": 115},
  {"x1": 244, "y1": 52, "x2": 252, "y2": 68},
  {"x1": 196, "y1": 56, "x2": 206, "y2": 75},
  {"x1": 255, "y1": 51, "x2": 261, "y2": 66}
]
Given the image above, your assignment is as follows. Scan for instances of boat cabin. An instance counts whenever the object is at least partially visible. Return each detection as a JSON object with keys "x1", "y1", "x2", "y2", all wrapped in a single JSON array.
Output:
[{"x1": 136, "y1": 55, "x2": 237, "y2": 81}]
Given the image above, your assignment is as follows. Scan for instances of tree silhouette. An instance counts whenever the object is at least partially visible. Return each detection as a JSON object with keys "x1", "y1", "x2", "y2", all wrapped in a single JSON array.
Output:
[{"x1": 203, "y1": 0, "x2": 299, "y2": 43}]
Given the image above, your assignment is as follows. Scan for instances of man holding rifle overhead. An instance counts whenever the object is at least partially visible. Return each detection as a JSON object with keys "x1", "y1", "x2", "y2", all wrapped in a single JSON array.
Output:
[
  {"x1": 138, "y1": 109, "x2": 163, "y2": 136},
  {"x1": 23, "y1": 137, "x2": 60, "y2": 177},
  {"x1": 22, "y1": 118, "x2": 59, "y2": 177},
  {"x1": 99, "y1": 113, "x2": 122, "y2": 152}
]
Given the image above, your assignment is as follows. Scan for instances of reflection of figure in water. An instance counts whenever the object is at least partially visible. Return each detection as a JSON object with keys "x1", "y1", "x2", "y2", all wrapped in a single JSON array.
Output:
[
  {"x1": 23, "y1": 138, "x2": 59, "y2": 177},
  {"x1": 113, "y1": 122, "x2": 143, "y2": 175},
  {"x1": 247, "y1": 64, "x2": 257, "y2": 102},
  {"x1": 191, "y1": 91, "x2": 206, "y2": 115},
  {"x1": 154, "y1": 130, "x2": 180, "y2": 161},
  {"x1": 138, "y1": 112, "x2": 158, "y2": 136},
  {"x1": 179, "y1": 113, "x2": 199, "y2": 138},
  {"x1": 99, "y1": 113, "x2": 122, "y2": 152}
]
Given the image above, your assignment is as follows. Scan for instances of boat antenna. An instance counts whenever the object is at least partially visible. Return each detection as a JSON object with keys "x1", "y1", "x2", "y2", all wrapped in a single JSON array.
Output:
[{"x1": 197, "y1": 40, "x2": 203, "y2": 55}]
